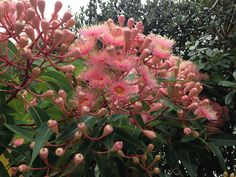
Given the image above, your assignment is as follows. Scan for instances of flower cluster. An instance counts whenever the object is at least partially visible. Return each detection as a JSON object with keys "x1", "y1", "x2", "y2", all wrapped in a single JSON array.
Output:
[{"x1": 0, "y1": 1, "x2": 229, "y2": 176}]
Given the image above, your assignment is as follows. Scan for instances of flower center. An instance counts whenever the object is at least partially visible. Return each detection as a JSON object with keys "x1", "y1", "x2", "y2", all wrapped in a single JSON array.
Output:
[{"x1": 114, "y1": 86, "x2": 125, "y2": 94}]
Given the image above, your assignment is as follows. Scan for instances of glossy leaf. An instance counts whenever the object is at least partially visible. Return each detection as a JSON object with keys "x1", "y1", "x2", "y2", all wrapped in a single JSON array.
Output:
[
  {"x1": 4, "y1": 124, "x2": 33, "y2": 141},
  {"x1": 29, "y1": 107, "x2": 50, "y2": 126},
  {"x1": 178, "y1": 150, "x2": 197, "y2": 177}
]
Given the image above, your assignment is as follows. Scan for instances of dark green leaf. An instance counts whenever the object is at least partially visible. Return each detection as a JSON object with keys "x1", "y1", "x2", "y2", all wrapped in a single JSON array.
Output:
[
  {"x1": 30, "y1": 123, "x2": 53, "y2": 165},
  {"x1": 208, "y1": 143, "x2": 226, "y2": 170},
  {"x1": 4, "y1": 124, "x2": 34, "y2": 141},
  {"x1": 178, "y1": 150, "x2": 197, "y2": 177},
  {"x1": 29, "y1": 107, "x2": 50, "y2": 126},
  {"x1": 208, "y1": 133, "x2": 236, "y2": 146}
]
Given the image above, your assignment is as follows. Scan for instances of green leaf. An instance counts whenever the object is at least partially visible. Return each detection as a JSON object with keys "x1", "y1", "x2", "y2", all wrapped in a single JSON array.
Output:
[
  {"x1": 4, "y1": 124, "x2": 34, "y2": 141},
  {"x1": 30, "y1": 123, "x2": 53, "y2": 166},
  {"x1": 178, "y1": 150, "x2": 197, "y2": 177},
  {"x1": 0, "y1": 160, "x2": 10, "y2": 177},
  {"x1": 219, "y1": 81, "x2": 236, "y2": 88},
  {"x1": 225, "y1": 91, "x2": 235, "y2": 105},
  {"x1": 208, "y1": 133, "x2": 236, "y2": 146},
  {"x1": 29, "y1": 107, "x2": 50, "y2": 126},
  {"x1": 208, "y1": 143, "x2": 226, "y2": 170},
  {"x1": 42, "y1": 70, "x2": 71, "y2": 92}
]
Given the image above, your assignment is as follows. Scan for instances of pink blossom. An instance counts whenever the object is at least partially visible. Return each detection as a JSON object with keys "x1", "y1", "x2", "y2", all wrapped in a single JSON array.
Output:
[
  {"x1": 80, "y1": 24, "x2": 109, "y2": 37},
  {"x1": 109, "y1": 81, "x2": 130, "y2": 101},
  {"x1": 139, "y1": 65, "x2": 157, "y2": 88}
]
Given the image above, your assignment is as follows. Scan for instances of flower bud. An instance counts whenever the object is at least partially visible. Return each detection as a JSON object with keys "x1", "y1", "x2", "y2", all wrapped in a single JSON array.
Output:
[
  {"x1": 30, "y1": 141, "x2": 35, "y2": 149},
  {"x1": 41, "y1": 19, "x2": 49, "y2": 35},
  {"x1": 112, "y1": 141, "x2": 123, "y2": 152},
  {"x1": 139, "y1": 48, "x2": 150, "y2": 61},
  {"x1": 74, "y1": 153, "x2": 84, "y2": 165},
  {"x1": 199, "y1": 99, "x2": 210, "y2": 106},
  {"x1": 96, "y1": 108, "x2": 109, "y2": 118},
  {"x1": 54, "y1": 1, "x2": 62, "y2": 14},
  {"x1": 16, "y1": 1, "x2": 24, "y2": 18},
  {"x1": 118, "y1": 15, "x2": 125, "y2": 27},
  {"x1": 54, "y1": 97, "x2": 64, "y2": 107},
  {"x1": 74, "y1": 131, "x2": 82, "y2": 140},
  {"x1": 47, "y1": 119, "x2": 58, "y2": 134},
  {"x1": 18, "y1": 164, "x2": 29, "y2": 172},
  {"x1": 191, "y1": 130, "x2": 199, "y2": 138},
  {"x1": 183, "y1": 127, "x2": 192, "y2": 135},
  {"x1": 58, "y1": 65, "x2": 75, "y2": 73},
  {"x1": 81, "y1": 106, "x2": 90, "y2": 116},
  {"x1": 41, "y1": 90, "x2": 54, "y2": 98},
  {"x1": 13, "y1": 138, "x2": 24, "y2": 147},
  {"x1": 20, "y1": 48, "x2": 32, "y2": 60},
  {"x1": 55, "y1": 147, "x2": 64, "y2": 156},
  {"x1": 153, "y1": 167, "x2": 160, "y2": 174},
  {"x1": 77, "y1": 122, "x2": 87, "y2": 133},
  {"x1": 155, "y1": 154, "x2": 161, "y2": 161},
  {"x1": 61, "y1": 11, "x2": 72, "y2": 24},
  {"x1": 65, "y1": 18, "x2": 75, "y2": 28},
  {"x1": 25, "y1": 7, "x2": 35, "y2": 22},
  {"x1": 37, "y1": 0, "x2": 45, "y2": 17},
  {"x1": 58, "y1": 89, "x2": 67, "y2": 102},
  {"x1": 15, "y1": 20, "x2": 25, "y2": 36},
  {"x1": 188, "y1": 88, "x2": 198, "y2": 98},
  {"x1": 30, "y1": 0, "x2": 38, "y2": 8},
  {"x1": 32, "y1": 16, "x2": 40, "y2": 30},
  {"x1": 230, "y1": 173, "x2": 235, "y2": 177},
  {"x1": 25, "y1": 25, "x2": 35, "y2": 40},
  {"x1": 134, "y1": 101, "x2": 142, "y2": 112},
  {"x1": 142, "y1": 130, "x2": 156, "y2": 139},
  {"x1": 147, "y1": 144, "x2": 154, "y2": 153},
  {"x1": 62, "y1": 29, "x2": 75, "y2": 43},
  {"x1": 132, "y1": 157, "x2": 139, "y2": 164},
  {"x1": 136, "y1": 21, "x2": 144, "y2": 32},
  {"x1": 142, "y1": 154, "x2": 147, "y2": 161},
  {"x1": 150, "y1": 102, "x2": 163, "y2": 112},
  {"x1": 140, "y1": 37, "x2": 152, "y2": 51},
  {"x1": 39, "y1": 148, "x2": 49, "y2": 159},
  {"x1": 53, "y1": 29, "x2": 63, "y2": 46},
  {"x1": 66, "y1": 48, "x2": 81, "y2": 58},
  {"x1": 103, "y1": 124, "x2": 113, "y2": 136},
  {"x1": 31, "y1": 67, "x2": 41, "y2": 78},
  {"x1": 19, "y1": 36, "x2": 29, "y2": 48},
  {"x1": 223, "y1": 171, "x2": 229, "y2": 177},
  {"x1": 127, "y1": 18, "x2": 134, "y2": 29}
]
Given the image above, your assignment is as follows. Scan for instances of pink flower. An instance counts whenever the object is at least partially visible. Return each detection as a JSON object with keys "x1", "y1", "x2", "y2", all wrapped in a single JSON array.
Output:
[
  {"x1": 80, "y1": 24, "x2": 109, "y2": 37},
  {"x1": 77, "y1": 91, "x2": 95, "y2": 108},
  {"x1": 195, "y1": 105, "x2": 218, "y2": 121},
  {"x1": 150, "y1": 34, "x2": 175, "y2": 59},
  {"x1": 72, "y1": 36, "x2": 96, "y2": 55},
  {"x1": 107, "y1": 55, "x2": 136, "y2": 72},
  {"x1": 109, "y1": 81, "x2": 130, "y2": 101},
  {"x1": 139, "y1": 65, "x2": 157, "y2": 88},
  {"x1": 88, "y1": 50, "x2": 109, "y2": 66},
  {"x1": 102, "y1": 26, "x2": 125, "y2": 46},
  {"x1": 81, "y1": 67, "x2": 110, "y2": 89}
]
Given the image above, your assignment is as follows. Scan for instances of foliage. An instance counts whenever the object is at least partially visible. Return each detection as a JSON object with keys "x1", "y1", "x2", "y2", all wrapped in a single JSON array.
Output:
[{"x1": 0, "y1": 0, "x2": 235, "y2": 177}]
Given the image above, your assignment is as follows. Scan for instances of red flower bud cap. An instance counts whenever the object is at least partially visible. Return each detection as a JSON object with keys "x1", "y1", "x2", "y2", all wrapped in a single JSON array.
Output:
[
  {"x1": 183, "y1": 127, "x2": 192, "y2": 135},
  {"x1": 58, "y1": 65, "x2": 75, "y2": 73},
  {"x1": 112, "y1": 141, "x2": 123, "y2": 151},
  {"x1": 118, "y1": 15, "x2": 125, "y2": 27},
  {"x1": 55, "y1": 147, "x2": 65, "y2": 156},
  {"x1": 37, "y1": 0, "x2": 45, "y2": 17},
  {"x1": 15, "y1": 20, "x2": 25, "y2": 36},
  {"x1": 39, "y1": 148, "x2": 49, "y2": 159},
  {"x1": 54, "y1": 1, "x2": 63, "y2": 14},
  {"x1": 18, "y1": 164, "x2": 29, "y2": 172}
]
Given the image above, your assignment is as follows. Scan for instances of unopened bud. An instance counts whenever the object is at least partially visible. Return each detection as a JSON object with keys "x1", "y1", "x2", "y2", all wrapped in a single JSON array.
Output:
[
  {"x1": 61, "y1": 11, "x2": 72, "y2": 24},
  {"x1": 15, "y1": 20, "x2": 25, "y2": 36},
  {"x1": 74, "y1": 153, "x2": 84, "y2": 165},
  {"x1": 54, "y1": 1, "x2": 62, "y2": 14},
  {"x1": 32, "y1": 67, "x2": 41, "y2": 78},
  {"x1": 65, "y1": 18, "x2": 75, "y2": 28},
  {"x1": 139, "y1": 48, "x2": 150, "y2": 61},
  {"x1": 19, "y1": 36, "x2": 29, "y2": 48},
  {"x1": 230, "y1": 173, "x2": 235, "y2": 177},
  {"x1": 16, "y1": 1, "x2": 24, "y2": 18},
  {"x1": 183, "y1": 127, "x2": 192, "y2": 135},
  {"x1": 134, "y1": 101, "x2": 142, "y2": 111},
  {"x1": 142, "y1": 129, "x2": 156, "y2": 139},
  {"x1": 150, "y1": 102, "x2": 163, "y2": 112},
  {"x1": 30, "y1": 141, "x2": 35, "y2": 149},
  {"x1": 142, "y1": 155, "x2": 147, "y2": 161},
  {"x1": 37, "y1": 0, "x2": 45, "y2": 17},
  {"x1": 112, "y1": 141, "x2": 123, "y2": 152},
  {"x1": 41, "y1": 19, "x2": 49, "y2": 35},
  {"x1": 67, "y1": 48, "x2": 81, "y2": 58},
  {"x1": 103, "y1": 124, "x2": 113, "y2": 136},
  {"x1": 223, "y1": 171, "x2": 229, "y2": 177},
  {"x1": 74, "y1": 131, "x2": 82, "y2": 140},
  {"x1": 58, "y1": 89, "x2": 67, "y2": 102},
  {"x1": 18, "y1": 164, "x2": 29, "y2": 172},
  {"x1": 41, "y1": 90, "x2": 54, "y2": 98},
  {"x1": 55, "y1": 147, "x2": 64, "y2": 156},
  {"x1": 25, "y1": 25, "x2": 35, "y2": 40},
  {"x1": 62, "y1": 29, "x2": 75, "y2": 43},
  {"x1": 140, "y1": 37, "x2": 152, "y2": 51},
  {"x1": 155, "y1": 154, "x2": 161, "y2": 161},
  {"x1": 118, "y1": 15, "x2": 125, "y2": 27},
  {"x1": 127, "y1": 18, "x2": 134, "y2": 29},
  {"x1": 53, "y1": 29, "x2": 63, "y2": 46},
  {"x1": 20, "y1": 48, "x2": 32, "y2": 60},
  {"x1": 13, "y1": 138, "x2": 24, "y2": 147},
  {"x1": 54, "y1": 97, "x2": 64, "y2": 107},
  {"x1": 96, "y1": 108, "x2": 109, "y2": 118},
  {"x1": 147, "y1": 144, "x2": 154, "y2": 153},
  {"x1": 191, "y1": 130, "x2": 199, "y2": 138},
  {"x1": 58, "y1": 65, "x2": 75, "y2": 73},
  {"x1": 133, "y1": 157, "x2": 139, "y2": 164},
  {"x1": 188, "y1": 88, "x2": 198, "y2": 98},
  {"x1": 30, "y1": 0, "x2": 38, "y2": 9},
  {"x1": 47, "y1": 119, "x2": 58, "y2": 134},
  {"x1": 39, "y1": 148, "x2": 49, "y2": 159},
  {"x1": 153, "y1": 167, "x2": 160, "y2": 174},
  {"x1": 25, "y1": 7, "x2": 35, "y2": 22},
  {"x1": 77, "y1": 122, "x2": 87, "y2": 133}
]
